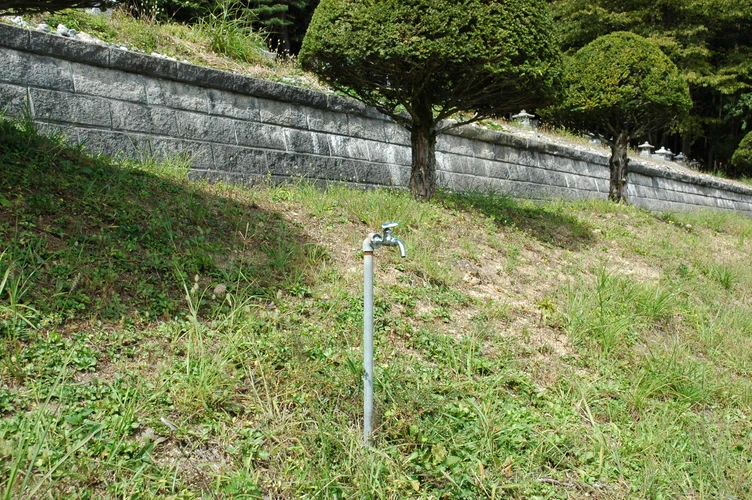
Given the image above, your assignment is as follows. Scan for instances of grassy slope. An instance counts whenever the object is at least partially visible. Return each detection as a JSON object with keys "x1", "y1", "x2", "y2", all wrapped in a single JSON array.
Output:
[
  {"x1": 1, "y1": 116, "x2": 752, "y2": 499},
  {"x1": 27, "y1": 8, "x2": 326, "y2": 91}
]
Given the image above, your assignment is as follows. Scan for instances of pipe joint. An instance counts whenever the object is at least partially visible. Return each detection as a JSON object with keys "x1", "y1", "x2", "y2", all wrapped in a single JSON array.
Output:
[
  {"x1": 363, "y1": 223, "x2": 405, "y2": 257},
  {"x1": 363, "y1": 233, "x2": 382, "y2": 252}
]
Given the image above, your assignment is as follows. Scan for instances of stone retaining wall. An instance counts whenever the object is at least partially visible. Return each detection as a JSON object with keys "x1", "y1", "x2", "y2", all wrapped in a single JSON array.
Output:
[{"x1": 2, "y1": 22, "x2": 751, "y2": 216}]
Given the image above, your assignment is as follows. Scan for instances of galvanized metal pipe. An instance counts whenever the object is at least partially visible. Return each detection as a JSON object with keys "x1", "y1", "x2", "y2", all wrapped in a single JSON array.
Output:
[
  {"x1": 362, "y1": 226, "x2": 404, "y2": 445},
  {"x1": 363, "y1": 244, "x2": 375, "y2": 444}
]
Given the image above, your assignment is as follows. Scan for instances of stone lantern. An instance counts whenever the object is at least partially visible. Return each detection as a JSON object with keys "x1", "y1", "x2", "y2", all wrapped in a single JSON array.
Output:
[
  {"x1": 674, "y1": 152, "x2": 686, "y2": 164},
  {"x1": 586, "y1": 133, "x2": 601, "y2": 145},
  {"x1": 638, "y1": 141, "x2": 654, "y2": 158},
  {"x1": 512, "y1": 109, "x2": 536, "y2": 128},
  {"x1": 653, "y1": 146, "x2": 672, "y2": 161}
]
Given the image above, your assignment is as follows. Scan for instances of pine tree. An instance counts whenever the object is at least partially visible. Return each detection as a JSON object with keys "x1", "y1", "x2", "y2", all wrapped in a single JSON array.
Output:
[{"x1": 248, "y1": 0, "x2": 316, "y2": 54}]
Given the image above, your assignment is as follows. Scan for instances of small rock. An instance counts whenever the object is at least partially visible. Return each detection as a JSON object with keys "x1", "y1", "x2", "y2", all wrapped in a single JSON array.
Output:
[
  {"x1": 9, "y1": 16, "x2": 29, "y2": 28},
  {"x1": 462, "y1": 272, "x2": 480, "y2": 285},
  {"x1": 139, "y1": 427, "x2": 157, "y2": 443},
  {"x1": 76, "y1": 31, "x2": 108, "y2": 47},
  {"x1": 149, "y1": 52, "x2": 178, "y2": 62},
  {"x1": 213, "y1": 283, "x2": 227, "y2": 297},
  {"x1": 260, "y1": 49, "x2": 277, "y2": 61},
  {"x1": 56, "y1": 24, "x2": 70, "y2": 36},
  {"x1": 36, "y1": 23, "x2": 50, "y2": 33}
]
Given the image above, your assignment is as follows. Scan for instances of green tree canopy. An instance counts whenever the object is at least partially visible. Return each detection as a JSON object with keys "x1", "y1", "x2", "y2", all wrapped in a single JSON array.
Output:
[
  {"x1": 544, "y1": 31, "x2": 692, "y2": 202},
  {"x1": 551, "y1": 0, "x2": 752, "y2": 172},
  {"x1": 300, "y1": 0, "x2": 562, "y2": 200},
  {"x1": 731, "y1": 130, "x2": 752, "y2": 176}
]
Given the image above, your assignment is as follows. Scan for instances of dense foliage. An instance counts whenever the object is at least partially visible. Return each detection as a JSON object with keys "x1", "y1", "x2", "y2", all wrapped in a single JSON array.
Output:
[
  {"x1": 545, "y1": 32, "x2": 691, "y2": 202},
  {"x1": 731, "y1": 130, "x2": 752, "y2": 176},
  {"x1": 547, "y1": 32, "x2": 691, "y2": 141},
  {"x1": 551, "y1": 0, "x2": 752, "y2": 173},
  {"x1": 248, "y1": 0, "x2": 318, "y2": 54},
  {"x1": 300, "y1": 0, "x2": 561, "y2": 199}
]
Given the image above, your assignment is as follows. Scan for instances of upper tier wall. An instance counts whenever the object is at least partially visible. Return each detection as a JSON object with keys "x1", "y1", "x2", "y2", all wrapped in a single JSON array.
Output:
[{"x1": 2, "y1": 22, "x2": 751, "y2": 216}]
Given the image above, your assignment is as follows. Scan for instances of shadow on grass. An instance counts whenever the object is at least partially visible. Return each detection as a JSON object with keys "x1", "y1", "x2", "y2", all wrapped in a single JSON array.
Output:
[
  {"x1": 0, "y1": 117, "x2": 325, "y2": 322},
  {"x1": 438, "y1": 191, "x2": 596, "y2": 251}
]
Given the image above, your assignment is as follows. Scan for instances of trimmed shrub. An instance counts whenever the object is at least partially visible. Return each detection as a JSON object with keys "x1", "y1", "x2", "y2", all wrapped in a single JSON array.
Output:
[
  {"x1": 544, "y1": 31, "x2": 691, "y2": 202},
  {"x1": 300, "y1": 0, "x2": 562, "y2": 199},
  {"x1": 731, "y1": 131, "x2": 752, "y2": 176}
]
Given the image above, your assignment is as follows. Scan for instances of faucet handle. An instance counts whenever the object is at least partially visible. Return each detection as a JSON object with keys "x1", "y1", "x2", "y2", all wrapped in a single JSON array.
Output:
[{"x1": 381, "y1": 222, "x2": 398, "y2": 230}]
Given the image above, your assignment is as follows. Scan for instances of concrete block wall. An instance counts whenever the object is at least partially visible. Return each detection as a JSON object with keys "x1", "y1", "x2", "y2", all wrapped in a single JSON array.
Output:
[{"x1": 2, "y1": 22, "x2": 752, "y2": 216}]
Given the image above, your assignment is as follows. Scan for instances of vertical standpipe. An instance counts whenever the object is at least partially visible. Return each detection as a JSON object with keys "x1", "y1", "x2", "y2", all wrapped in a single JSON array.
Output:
[
  {"x1": 363, "y1": 245, "x2": 375, "y2": 444},
  {"x1": 362, "y1": 224, "x2": 405, "y2": 445}
]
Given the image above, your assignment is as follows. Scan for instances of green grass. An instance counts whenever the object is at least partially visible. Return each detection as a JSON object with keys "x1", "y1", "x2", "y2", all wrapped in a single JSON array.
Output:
[
  {"x1": 27, "y1": 6, "x2": 323, "y2": 90},
  {"x1": 1, "y1": 116, "x2": 751, "y2": 498},
  {"x1": 197, "y1": 0, "x2": 267, "y2": 64},
  {"x1": 42, "y1": 6, "x2": 266, "y2": 63}
]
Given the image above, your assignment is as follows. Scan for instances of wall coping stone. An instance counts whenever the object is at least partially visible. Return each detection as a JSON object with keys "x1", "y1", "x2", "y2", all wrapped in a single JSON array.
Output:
[
  {"x1": 449, "y1": 123, "x2": 752, "y2": 197},
  {"x1": 3, "y1": 21, "x2": 752, "y2": 199}
]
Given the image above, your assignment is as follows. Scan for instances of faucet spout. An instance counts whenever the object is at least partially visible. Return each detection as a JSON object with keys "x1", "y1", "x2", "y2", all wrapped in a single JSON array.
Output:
[
  {"x1": 381, "y1": 225, "x2": 406, "y2": 258},
  {"x1": 394, "y1": 238, "x2": 406, "y2": 258}
]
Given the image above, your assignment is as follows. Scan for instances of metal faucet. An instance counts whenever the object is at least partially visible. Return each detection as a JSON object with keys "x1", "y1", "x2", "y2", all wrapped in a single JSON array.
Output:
[{"x1": 373, "y1": 222, "x2": 406, "y2": 258}]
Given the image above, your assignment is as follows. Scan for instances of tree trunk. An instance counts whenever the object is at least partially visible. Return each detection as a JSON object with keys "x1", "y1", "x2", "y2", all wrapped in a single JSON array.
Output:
[
  {"x1": 280, "y1": 27, "x2": 292, "y2": 55},
  {"x1": 608, "y1": 132, "x2": 630, "y2": 203},
  {"x1": 278, "y1": 14, "x2": 292, "y2": 55},
  {"x1": 408, "y1": 123, "x2": 437, "y2": 201},
  {"x1": 683, "y1": 135, "x2": 691, "y2": 161}
]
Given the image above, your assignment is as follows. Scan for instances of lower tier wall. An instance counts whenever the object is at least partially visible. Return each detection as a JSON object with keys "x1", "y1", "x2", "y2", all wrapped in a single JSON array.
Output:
[{"x1": 2, "y1": 22, "x2": 751, "y2": 216}]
